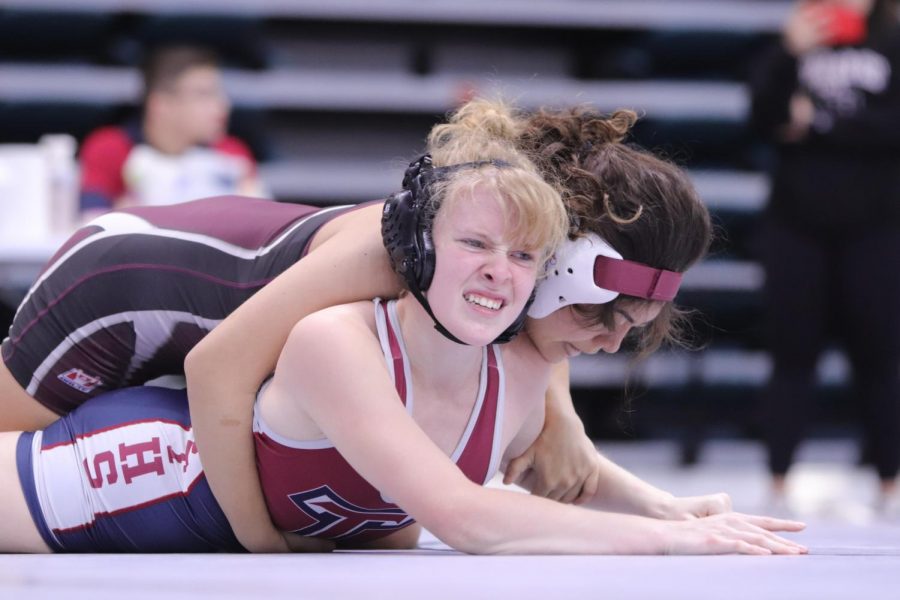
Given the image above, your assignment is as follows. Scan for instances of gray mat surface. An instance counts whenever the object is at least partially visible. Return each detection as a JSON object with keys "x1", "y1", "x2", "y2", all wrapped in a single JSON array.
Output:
[{"x1": 3, "y1": 440, "x2": 898, "y2": 600}]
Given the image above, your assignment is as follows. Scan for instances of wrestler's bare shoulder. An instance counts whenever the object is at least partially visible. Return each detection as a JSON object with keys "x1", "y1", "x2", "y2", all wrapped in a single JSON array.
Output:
[{"x1": 292, "y1": 301, "x2": 379, "y2": 340}]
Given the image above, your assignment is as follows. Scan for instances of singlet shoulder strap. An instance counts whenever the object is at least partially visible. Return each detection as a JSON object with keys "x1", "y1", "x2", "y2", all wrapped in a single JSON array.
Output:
[
  {"x1": 452, "y1": 344, "x2": 506, "y2": 484},
  {"x1": 373, "y1": 298, "x2": 413, "y2": 411}
]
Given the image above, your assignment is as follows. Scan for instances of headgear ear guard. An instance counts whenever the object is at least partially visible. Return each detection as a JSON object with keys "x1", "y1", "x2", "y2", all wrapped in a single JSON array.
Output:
[
  {"x1": 381, "y1": 153, "x2": 531, "y2": 345},
  {"x1": 382, "y1": 154, "x2": 438, "y2": 292},
  {"x1": 528, "y1": 233, "x2": 684, "y2": 319}
]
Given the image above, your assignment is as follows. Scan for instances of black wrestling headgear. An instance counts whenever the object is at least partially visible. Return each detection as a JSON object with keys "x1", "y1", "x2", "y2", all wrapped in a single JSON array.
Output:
[{"x1": 381, "y1": 154, "x2": 533, "y2": 345}]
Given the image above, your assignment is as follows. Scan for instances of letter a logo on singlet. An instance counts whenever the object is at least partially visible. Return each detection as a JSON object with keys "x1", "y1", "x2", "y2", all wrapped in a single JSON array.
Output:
[
  {"x1": 287, "y1": 485, "x2": 414, "y2": 540},
  {"x1": 57, "y1": 368, "x2": 103, "y2": 393}
]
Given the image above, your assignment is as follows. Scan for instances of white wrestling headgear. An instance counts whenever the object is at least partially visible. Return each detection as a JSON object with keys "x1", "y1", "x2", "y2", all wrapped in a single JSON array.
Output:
[{"x1": 528, "y1": 233, "x2": 684, "y2": 319}]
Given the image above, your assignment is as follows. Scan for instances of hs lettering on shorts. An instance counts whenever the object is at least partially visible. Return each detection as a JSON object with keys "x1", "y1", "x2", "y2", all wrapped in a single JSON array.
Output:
[{"x1": 82, "y1": 436, "x2": 199, "y2": 488}]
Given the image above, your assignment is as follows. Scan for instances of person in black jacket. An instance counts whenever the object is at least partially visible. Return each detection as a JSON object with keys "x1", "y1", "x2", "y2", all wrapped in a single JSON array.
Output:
[{"x1": 749, "y1": 0, "x2": 900, "y2": 514}]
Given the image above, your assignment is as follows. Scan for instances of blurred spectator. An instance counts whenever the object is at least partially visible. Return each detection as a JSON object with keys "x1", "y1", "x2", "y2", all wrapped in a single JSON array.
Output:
[
  {"x1": 79, "y1": 45, "x2": 266, "y2": 215},
  {"x1": 749, "y1": 0, "x2": 900, "y2": 512}
]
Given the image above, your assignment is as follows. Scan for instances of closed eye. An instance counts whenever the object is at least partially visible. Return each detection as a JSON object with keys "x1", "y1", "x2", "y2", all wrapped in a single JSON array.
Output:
[
  {"x1": 459, "y1": 238, "x2": 487, "y2": 249},
  {"x1": 614, "y1": 308, "x2": 635, "y2": 325}
]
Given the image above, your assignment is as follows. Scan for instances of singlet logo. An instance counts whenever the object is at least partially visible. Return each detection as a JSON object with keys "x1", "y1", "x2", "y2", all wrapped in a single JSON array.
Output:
[
  {"x1": 57, "y1": 368, "x2": 103, "y2": 393},
  {"x1": 287, "y1": 485, "x2": 414, "y2": 540}
]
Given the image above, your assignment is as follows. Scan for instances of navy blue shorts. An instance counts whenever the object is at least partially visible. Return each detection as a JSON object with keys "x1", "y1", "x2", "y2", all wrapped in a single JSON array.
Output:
[{"x1": 16, "y1": 385, "x2": 243, "y2": 552}]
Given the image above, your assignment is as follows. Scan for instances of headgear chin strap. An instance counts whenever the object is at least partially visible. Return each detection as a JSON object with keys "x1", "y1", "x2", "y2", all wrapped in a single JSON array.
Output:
[
  {"x1": 382, "y1": 154, "x2": 532, "y2": 345},
  {"x1": 528, "y1": 233, "x2": 683, "y2": 319}
]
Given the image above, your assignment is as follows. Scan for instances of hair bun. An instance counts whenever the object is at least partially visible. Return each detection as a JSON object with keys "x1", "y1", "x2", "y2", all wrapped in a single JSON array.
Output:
[
  {"x1": 448, "y1": 98, "x2": 522, "y2": 141},
  {"x1": 426, "y1": 98, "x2": 533, "y2": 169},
  {"x1": 582, "y1": 109, "x2": 637, "y2": 146}
]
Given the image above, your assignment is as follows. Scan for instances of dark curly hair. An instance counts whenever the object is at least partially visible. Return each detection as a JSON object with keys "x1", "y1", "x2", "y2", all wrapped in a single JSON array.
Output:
[{"x1": 520, "y1": 106, "x2": 713, "y2": 356}]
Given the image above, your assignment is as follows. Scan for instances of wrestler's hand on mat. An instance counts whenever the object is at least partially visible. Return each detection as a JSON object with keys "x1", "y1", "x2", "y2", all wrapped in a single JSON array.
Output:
[
  {"x1": 282, "y1": 532, "x2": 336, "y2": 553},
  {"x1": 660, "y1": 492, "x2": 733, "y2": 520},
  {"x1": 504, "y1": 409, "x2": 600, "y2": 505},
  {"x1": 663, "y1": 512, "x2": 807, "y2": 555}
]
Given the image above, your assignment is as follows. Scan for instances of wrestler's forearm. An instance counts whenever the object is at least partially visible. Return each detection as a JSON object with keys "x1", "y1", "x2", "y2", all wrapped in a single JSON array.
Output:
[
  {"x1": 185, "y1": 349, "x2": 287, "y2": 553},
  {"x1": 545, "y1": 360, "x2": 575, "y2": 419},
  {"x1": 544, "y1": 362, "x2": 673, "y2": 515},
  {"x1": 542, "y1": 361, "x2": 592, "y2": 458},
  {"x1": 584, "y1": 452, "x2": 675, "y2": 518},
  {"x1": 515, "y1": 360, "x2": 598, "y2": 502},
  {"x1": 185, "y1": 205, "x2": 398, "y2": 551}
]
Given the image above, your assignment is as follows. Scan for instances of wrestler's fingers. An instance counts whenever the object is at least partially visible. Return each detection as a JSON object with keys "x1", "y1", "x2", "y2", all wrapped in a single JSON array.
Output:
[
  {"x1": 503, "y1": 450, "x2": 535, "y2": 486},
  {"x1": 731, "y1": 521, "x2": 807, "y2": 553},
  {"x1": 558, "y1": 482, "x2": 583, "y2": 505},
  {"x1": 736, "y1": 514, "x2": 807, "y2": 532},
  {"x1": 731, "y1": 539, "x2": 772, "y2": 556},
  {"x1": 573, "y1": 468, "x2": 600, "y2": 506},
  {"x1": 738, "y1": 531, "x2": 806, "y2": 555}
]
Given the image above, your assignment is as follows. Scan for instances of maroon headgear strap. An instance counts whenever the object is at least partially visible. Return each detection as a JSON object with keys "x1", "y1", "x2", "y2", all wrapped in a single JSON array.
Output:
[{"x1": 593, "y1": 255, "x2": 683, "y2": 301}]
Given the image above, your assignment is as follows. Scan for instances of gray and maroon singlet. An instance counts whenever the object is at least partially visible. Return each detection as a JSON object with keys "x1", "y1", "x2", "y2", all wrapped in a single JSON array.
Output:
[{"x1": 2, "y1": 195, "x2": 367, "y2": 415}]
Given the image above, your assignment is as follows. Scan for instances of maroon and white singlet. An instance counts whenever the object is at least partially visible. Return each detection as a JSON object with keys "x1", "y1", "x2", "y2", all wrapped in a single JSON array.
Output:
[{"x1": 253, "y1": 298, "x2": 506, "y2": 544}]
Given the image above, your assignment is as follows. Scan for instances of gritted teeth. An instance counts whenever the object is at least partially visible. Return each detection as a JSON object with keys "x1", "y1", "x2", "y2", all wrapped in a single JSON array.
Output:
[{"x1": 464, "y1": 293, "x2": 503, "y2": 311}]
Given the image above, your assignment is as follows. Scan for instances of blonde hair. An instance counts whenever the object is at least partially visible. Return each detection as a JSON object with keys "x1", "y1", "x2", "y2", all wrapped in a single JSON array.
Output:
[{"x1": 424, "y1": 99, "x2": 568, "y2": 267}]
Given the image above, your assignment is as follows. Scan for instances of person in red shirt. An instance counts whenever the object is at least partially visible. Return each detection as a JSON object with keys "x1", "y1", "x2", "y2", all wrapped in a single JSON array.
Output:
[{"x1": 79, "y1": 45, "x2": 265, "y2": 215}]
